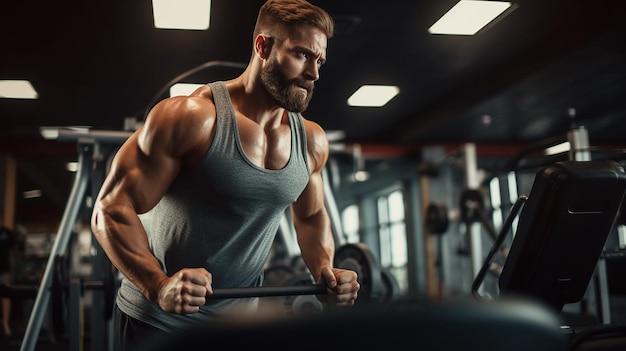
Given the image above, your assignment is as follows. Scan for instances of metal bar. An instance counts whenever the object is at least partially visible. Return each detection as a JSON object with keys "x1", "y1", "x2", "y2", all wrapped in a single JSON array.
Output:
[
  {"x1": 464, "y1": 143, "x2": 484, "y2": 286},
  {"x1": 20, "y1": 143, "x2": 94, "y2": 351},
  {"x1": 596, "y1": 258, "x2": 612, "y2": 324},
  {"x1": 567, "y1": 125, "x2": 591, "y2": 161},
  {"x1": 69, "y1": 279, "x2": 82, "y2": 351},
  {"x1": 206, "y1": 284, "x2": 327, "y2": 300},
  {"x1": 40, "y1": 127, "x2": 132, "y2": 144},
  {"x1": 472, "y1": 196, "x2": 528, "y2": 300}
]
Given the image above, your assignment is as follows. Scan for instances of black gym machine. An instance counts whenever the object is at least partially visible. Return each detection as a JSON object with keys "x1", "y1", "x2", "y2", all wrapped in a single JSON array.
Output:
[
  {"x1": 466, "y1": 117, "x2": 626, "y2": 349},
  {"x1": 421, "y1": 114, "x2": 626, "y2": 350}
]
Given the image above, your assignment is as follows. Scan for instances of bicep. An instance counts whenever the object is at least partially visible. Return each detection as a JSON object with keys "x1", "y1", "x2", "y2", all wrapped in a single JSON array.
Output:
[
  {"x1": 292, "y1": 119, "x2": 331, "y2": 221},
  {"x1": 97, "y1": 130, "x2": 181, "y2": 214},
  {"x1": 292, "y1": 170, "x2": 326, "y2": 222},
  {"x1": 96, "y1": 96, "x2": 211, "y2": 213}
]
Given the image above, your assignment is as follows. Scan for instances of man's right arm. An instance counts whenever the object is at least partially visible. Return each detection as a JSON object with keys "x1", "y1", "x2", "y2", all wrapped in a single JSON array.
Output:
[{"x1": 90, "y1": 96, "x2": 215, "y2": 313}]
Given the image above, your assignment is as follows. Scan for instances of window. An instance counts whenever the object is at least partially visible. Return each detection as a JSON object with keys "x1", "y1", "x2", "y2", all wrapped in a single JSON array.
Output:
[
  {"x1": 377, "y1": 189, "x2": 408, "y2": 293},
  {"x1": 341, "y1": 204, "x2": 360, "y2": 243}
]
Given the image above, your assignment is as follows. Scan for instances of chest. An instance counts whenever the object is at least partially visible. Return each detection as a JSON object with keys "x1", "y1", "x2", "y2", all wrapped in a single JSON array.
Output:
[{"x1": 236, "y1": 115, "x2": 293, "y2": 170}]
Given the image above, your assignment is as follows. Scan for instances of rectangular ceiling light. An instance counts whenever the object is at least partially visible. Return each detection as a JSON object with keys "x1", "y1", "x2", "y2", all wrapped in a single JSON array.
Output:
[
  {"x1": 428, "y1": 0, "x2": 512, "y2": 35},
  {"x1": 152, "y1": 0, "x2": 211, "y2": 30},
  {"x1": 545, "y1": 142, "x2": 571, "y2": 156},
  {"x1": 23, "y1": 189, "x2": 42, "y2": 199},
  {"x1": 169, "y1": 83, "x2": 204, "y2": 97},
  {"x1": 347, "y1": 85, "x2": 400, "y2": 107},
  {"x1": 0, "y1": 80, "x2": 38, "y2": 99}
]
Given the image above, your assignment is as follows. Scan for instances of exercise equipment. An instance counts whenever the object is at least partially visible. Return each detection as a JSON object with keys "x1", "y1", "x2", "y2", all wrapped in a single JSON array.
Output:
[
  {"x1": 256, "y1": 272, "x2": 327, "y2": 315},
  {"x1": 460, "y1": 186, "x2": 511, "y2": 286},
  {"x1": 50, "y1": 254, "x2": 117, "y2": 336},
  {"x1": 1, "y1": 243, "x2": 386, "y2": 339},
  {"x1": 334, "y1": 243, "x2": 382, "y2": 306},
  {"x1": 206, "y1": 282, "x2": 326, "y2": 299},
  {"x1": 15, "y1": 129, "x2": 132, "y2": 351},
  {"x1": 425, "y1": 202, "x2": 449, "y2": 235},
  {"x1": 459, "y1": 189, "x2": 485, "y2": 225},
  {"x1": 473, "y1": 160, "x2": 626, "y2": 313},
  {"x1": 570, "y1": 323, "x2": 626, "y2": 351},
  {"x1": 471, "y1": 195, "x2": 527, "y2": 300},
  {"x1": 0, "y1": 254, "x2": 119, "y2": 338},
  {"x1": 499, "y1": 160, "x2": 626, "y2": 312},
  {"x1": 425, "y1": 202, "x2": 449, "y2": 301},
  {"x1": 260, "y1": 243, "x2": 397, "y2": 310}
]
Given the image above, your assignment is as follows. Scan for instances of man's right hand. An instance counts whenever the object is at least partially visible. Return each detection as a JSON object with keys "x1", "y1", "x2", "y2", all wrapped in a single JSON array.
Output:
[{"x1": 156, "y1": 268, "x2": 212, "y2": 314}]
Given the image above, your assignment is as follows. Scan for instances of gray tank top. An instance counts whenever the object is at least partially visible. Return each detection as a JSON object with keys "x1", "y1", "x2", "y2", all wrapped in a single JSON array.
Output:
[{"x1": 116, "y1": 81, "x2": 311, "y2": 332}]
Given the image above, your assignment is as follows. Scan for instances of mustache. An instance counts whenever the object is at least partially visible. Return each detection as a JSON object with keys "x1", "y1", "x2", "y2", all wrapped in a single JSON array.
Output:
[{"x1": 295, "y1": 80, "x2": 314, "y2": 92}]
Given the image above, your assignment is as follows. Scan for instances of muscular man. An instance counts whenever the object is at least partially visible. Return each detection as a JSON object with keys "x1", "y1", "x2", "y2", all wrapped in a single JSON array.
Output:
[{"x1": 91, "y1": 0, "x2": 359, "y2": 349}]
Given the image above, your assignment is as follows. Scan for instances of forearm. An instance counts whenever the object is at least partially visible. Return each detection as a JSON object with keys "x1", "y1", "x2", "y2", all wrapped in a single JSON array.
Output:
[
  {"x1": 293, "y1": 210, "x2": 335, "y2": 281},
  {"x1": 91, "y1": 203, "x2": 167, "y2": 303}
]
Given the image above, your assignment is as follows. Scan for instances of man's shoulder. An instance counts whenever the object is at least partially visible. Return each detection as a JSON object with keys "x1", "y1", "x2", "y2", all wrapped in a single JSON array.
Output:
[
  {"x1": 150, "y1": 91, "x2": 217, "y2": 124},
  {"x1": 299, "y1": 115, "x2": 326, "y2": 139},
  {"x1": 188, "y1": 83, "x2": 215, "y2": 100},
  {"x1": 141, "y1": 91, "x2": 219, "y2": 152}
]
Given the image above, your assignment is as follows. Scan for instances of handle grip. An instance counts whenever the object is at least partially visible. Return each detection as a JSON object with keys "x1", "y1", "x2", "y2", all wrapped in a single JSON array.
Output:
[{"x1": 206, "y1": 284, "x2": 327, "y2": 299}]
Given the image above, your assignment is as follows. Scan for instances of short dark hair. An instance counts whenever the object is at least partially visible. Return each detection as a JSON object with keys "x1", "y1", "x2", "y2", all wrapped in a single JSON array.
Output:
[{"x1": 253, "y1": 0, "x2": 334, "y2": 40}]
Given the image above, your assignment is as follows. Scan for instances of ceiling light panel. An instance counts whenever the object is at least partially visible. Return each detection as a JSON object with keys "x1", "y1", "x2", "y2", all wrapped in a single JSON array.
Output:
[
  {"x1": 428, "y1": 1, "x2": 512, "y2": 35},
  {"x1": 152, "y1": 0, "x2": 211, "y2": 30},
  {"x1": 347, "y1": 85, "x2": 400, "y2": 107},
  {"x1": 0, "y1": 80, "x2": 38, "y2": 99}
]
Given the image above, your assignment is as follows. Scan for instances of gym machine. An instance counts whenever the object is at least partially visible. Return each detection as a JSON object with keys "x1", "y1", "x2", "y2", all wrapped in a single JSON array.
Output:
[
  {"x1": 470, "y1": 117, "x2": 626, "y2": 349},
  {"x1": 471, "y1": 160, "x2": 626, "y2": 307},
  {"x1": 19, "y1": 128, "x2": 131, "y2": 351}
]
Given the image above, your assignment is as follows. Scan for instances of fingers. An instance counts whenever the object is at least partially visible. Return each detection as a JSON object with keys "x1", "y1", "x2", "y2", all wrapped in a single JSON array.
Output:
[
  {"x1": 319, "y1": 266, "x2": 337, "y2": 288},
  {"x1": 335, "y1": 270, "x2": 360, "y2": 306},
  {"x1": 158, "y1": 268, "x2": 212, "y2": 314},
  {"x1": 321, "y1": 268, "x2": 360, "y2": 306}
]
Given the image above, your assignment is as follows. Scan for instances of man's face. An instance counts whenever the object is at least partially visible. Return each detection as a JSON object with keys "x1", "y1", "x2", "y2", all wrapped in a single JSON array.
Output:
[{"x1": 260, "y1": 25, "x2": 327, "y2": 113}]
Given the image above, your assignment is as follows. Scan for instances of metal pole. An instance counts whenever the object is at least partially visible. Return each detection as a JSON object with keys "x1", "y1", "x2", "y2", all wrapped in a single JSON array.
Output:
[
  {"x1": 69, "y1": 279, "x2": 82, "y2": 351},
  {"x1": 567, "y1": 125, "x2": 591, "y2": 161},
  {"x1": 463, "y1": 143, "x2": 484, "y2": 287},
  {"x1": 206, "y1": 284, "x2": 327, "y2": 299},
  {"x1": 566, "y1": 117, "x2": 611, "y2": 323},
  {"x1": 566, "y1": 108, "x2": 591, "y2": 162},
  {"x1": 20, "y1": 143, "x2": 93, "y2": 351}
]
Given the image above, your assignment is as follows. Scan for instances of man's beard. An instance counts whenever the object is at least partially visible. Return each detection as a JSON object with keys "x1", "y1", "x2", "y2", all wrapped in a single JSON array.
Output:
[{"x1": 260, "y1": 57, "x2": 314, "y2": 113}]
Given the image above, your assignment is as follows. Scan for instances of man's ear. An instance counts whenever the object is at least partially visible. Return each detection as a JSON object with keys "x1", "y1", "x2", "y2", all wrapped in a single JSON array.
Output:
[{"x1": 255, "y1": 34, "x2": 273, "y2": 60}]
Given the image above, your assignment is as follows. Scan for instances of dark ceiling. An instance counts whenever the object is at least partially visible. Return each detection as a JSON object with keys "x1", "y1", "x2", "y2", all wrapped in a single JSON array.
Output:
[{"x1": 1, "y1": 0, "x2": 626, "y2": 226}]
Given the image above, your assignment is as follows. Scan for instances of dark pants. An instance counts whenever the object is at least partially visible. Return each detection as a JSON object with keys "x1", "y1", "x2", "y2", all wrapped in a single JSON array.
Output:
[{"x1": 113, "y1": 304, "x2": 169, "y2": 351}]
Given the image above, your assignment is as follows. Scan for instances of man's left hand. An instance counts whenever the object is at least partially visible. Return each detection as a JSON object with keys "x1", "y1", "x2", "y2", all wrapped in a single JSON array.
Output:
[{"x1": 318, "y1": 267, "x2": 359, "y2": 306}]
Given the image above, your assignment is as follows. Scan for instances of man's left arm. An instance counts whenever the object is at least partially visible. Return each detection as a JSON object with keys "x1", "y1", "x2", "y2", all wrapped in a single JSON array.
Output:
[{"x1": 291, "y1": 120, "x2": 359, "y2": 305}]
